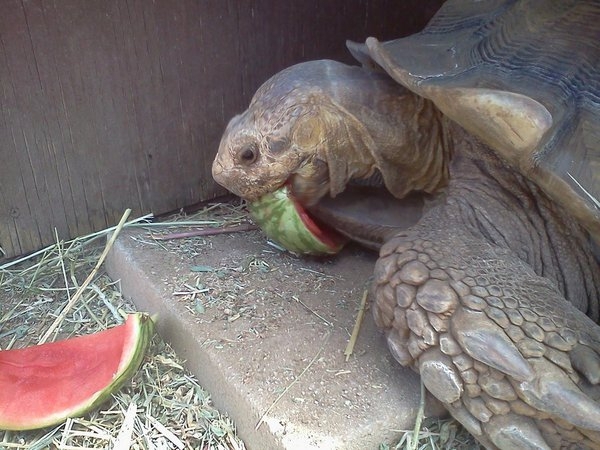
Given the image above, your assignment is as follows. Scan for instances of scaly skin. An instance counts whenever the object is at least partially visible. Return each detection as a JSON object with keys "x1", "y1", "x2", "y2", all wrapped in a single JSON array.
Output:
[
  {"x1": 372, "y1": 128, "x2": 600, "y2": 448},
  {"x1": 213, "y1": 60, "x2": 600, "y2": 449}
]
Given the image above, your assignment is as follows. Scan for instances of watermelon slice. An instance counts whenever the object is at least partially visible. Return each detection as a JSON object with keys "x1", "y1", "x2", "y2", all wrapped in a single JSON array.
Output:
[
  {"x1": 0, "y1": 313, "x2": 153, "y2": 431},
  {"x1": 248, "y1": 185, "x2": 346, "y2": 255}
]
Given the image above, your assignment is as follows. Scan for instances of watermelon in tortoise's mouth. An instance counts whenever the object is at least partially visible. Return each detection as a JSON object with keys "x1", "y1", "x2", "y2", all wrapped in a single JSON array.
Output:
[{"x1": 248, "y1": 185, "x2": 346, "y2": 255}]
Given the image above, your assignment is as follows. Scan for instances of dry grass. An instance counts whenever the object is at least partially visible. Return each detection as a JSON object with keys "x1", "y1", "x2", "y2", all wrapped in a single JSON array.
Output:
[
  {"x1": 0, "y1": 207, "x2": 246, "y2": 450},
  {"x1": 381, "y1": 417, "x2": 482, "y2": 450}
]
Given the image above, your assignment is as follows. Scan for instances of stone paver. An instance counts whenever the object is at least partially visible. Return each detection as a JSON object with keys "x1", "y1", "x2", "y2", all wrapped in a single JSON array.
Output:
[{"x1": 106, "y1": 228, "x2": 441, "y2": 449}]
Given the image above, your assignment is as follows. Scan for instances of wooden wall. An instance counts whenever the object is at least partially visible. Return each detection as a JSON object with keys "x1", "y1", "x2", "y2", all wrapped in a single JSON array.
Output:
[{"x1": 0, "y1": 0, "x2": 443, "y2": 259}]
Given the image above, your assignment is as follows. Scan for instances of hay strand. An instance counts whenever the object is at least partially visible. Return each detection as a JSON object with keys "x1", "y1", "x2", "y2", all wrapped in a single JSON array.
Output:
[
  {"x1": 38, "y1": 209, "x2": 131, "y2": 344},
  {"x1": 344, "y1": 289, "x2": 368, "y2": 361}
]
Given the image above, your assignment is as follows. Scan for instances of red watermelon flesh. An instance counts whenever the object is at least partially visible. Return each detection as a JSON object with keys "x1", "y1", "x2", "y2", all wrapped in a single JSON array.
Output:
[{"x1": 0, "y1": 313, "x2": 153, "y2": 431}]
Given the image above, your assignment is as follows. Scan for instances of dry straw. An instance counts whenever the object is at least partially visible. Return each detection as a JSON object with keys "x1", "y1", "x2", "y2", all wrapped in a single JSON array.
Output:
[{"x1": 0, "y1": 205, "x2": 246, "y2": 450}]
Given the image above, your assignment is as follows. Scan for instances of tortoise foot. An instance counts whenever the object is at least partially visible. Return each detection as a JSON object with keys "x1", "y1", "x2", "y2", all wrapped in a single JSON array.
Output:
[{"x1": 373, "y1": 232, "x2": 600, "y2": 449}]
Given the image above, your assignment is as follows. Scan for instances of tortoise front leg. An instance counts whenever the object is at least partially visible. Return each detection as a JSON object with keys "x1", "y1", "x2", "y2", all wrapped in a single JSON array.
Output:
[{"x1": 373, "y1": 213, "x2": 600, "y2": 450}]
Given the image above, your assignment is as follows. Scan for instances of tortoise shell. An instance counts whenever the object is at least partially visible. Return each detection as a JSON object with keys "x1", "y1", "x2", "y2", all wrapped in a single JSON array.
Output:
[{"x1": 348, "y1": 0, "x2": 600, "y2": 243}]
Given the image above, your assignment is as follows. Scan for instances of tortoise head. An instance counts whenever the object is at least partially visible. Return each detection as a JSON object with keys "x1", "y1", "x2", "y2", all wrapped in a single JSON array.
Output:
[
  {"x1": 212, "y1": 62, "x2": 333, "y2": 203},
  {"x1": 213, "y1": 60, "x2": 417, "y2": 206}
]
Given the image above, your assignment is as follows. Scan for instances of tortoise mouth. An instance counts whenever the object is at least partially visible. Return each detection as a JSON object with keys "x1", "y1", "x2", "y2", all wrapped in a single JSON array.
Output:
[
  {"x1": 287, "y1": 165, "x2": 331, "y2": 209},
  {"x1": 286, "y1": 183, "x2": 347, "y2": 251},
  {"x1": 247, "y1": 183, "x2": 346, "y2": 255},
  {"x1": 301, "y1": 184, "x2": 428, "y2": 251}
]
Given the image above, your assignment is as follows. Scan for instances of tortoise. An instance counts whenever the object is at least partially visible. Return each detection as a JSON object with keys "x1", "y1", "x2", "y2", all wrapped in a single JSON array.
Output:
[{"x1": 212, "y1": 0, "x2": 600, "y2": 448}]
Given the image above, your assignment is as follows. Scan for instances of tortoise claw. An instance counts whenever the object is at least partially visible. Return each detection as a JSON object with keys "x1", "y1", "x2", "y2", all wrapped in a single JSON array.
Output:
[
  {"x1": 516, "y1": 357, "x2": 600, "y2": 432},
  {"x1": 451, "y1": 307, "x2": 534, "y2": 382},
  {"x1": 571, "y1": 344, "x2": 600, "y2": 385},
  {"x1": 450, "y1": 308, "x2": 600, "y2": 432},
  {"x1": 484, "y1": 414, "x2": 551, "y2": 450}
]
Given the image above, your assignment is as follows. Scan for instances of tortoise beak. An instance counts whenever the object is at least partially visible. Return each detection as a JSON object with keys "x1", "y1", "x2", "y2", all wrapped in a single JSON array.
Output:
[
  {"x1": 212, "y1": 154, "x2": 234, "y2": 192},
  {"x1": 212, "y1": 158, "x2": 224, "y2": 183},
  {"x1": 211, "y1": 156, "x2": 259, "y2": 201}
]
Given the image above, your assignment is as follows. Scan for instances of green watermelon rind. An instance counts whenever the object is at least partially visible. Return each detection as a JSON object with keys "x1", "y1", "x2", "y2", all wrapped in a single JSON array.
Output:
[
  {"x1": 248, "y1": 186, "x2": 344, "y2": 255},
  {"x1": 73, "y1": 313, "x2": 154, "y2": 420},
  {"x1": 0, "y1": 313, "x2": 154, "y2": 431}
]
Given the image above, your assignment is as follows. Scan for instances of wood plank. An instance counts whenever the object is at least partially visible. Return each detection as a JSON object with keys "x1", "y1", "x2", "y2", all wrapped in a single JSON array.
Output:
[{"x1": 0, "y1": 0, "x2": 442, "y2": 259}]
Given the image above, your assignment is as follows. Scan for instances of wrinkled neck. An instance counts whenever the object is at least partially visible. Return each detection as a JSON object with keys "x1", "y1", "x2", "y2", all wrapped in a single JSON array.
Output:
[
  {"x1": 290, "y1": 68, "x2": 452, "y2": 206},
  {"x1": 341, "y1": 88, "x2": 452, "y2": 200}
]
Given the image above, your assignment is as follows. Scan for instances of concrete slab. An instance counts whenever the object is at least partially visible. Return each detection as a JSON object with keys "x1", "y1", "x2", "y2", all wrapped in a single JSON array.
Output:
[{"x1": 105, "y1": 223, "x2": 442, "y2": 449}]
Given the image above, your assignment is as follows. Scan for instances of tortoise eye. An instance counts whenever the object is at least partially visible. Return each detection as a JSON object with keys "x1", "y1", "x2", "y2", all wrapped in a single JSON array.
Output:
[{"x1": 239, "y1": 144, "x2": 258, "y2": 165}]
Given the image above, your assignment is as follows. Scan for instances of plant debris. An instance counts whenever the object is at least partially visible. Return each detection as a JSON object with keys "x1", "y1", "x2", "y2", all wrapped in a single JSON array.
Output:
[{"x1": 0, "y1": 205, "x2": 246, "y2": 450}]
